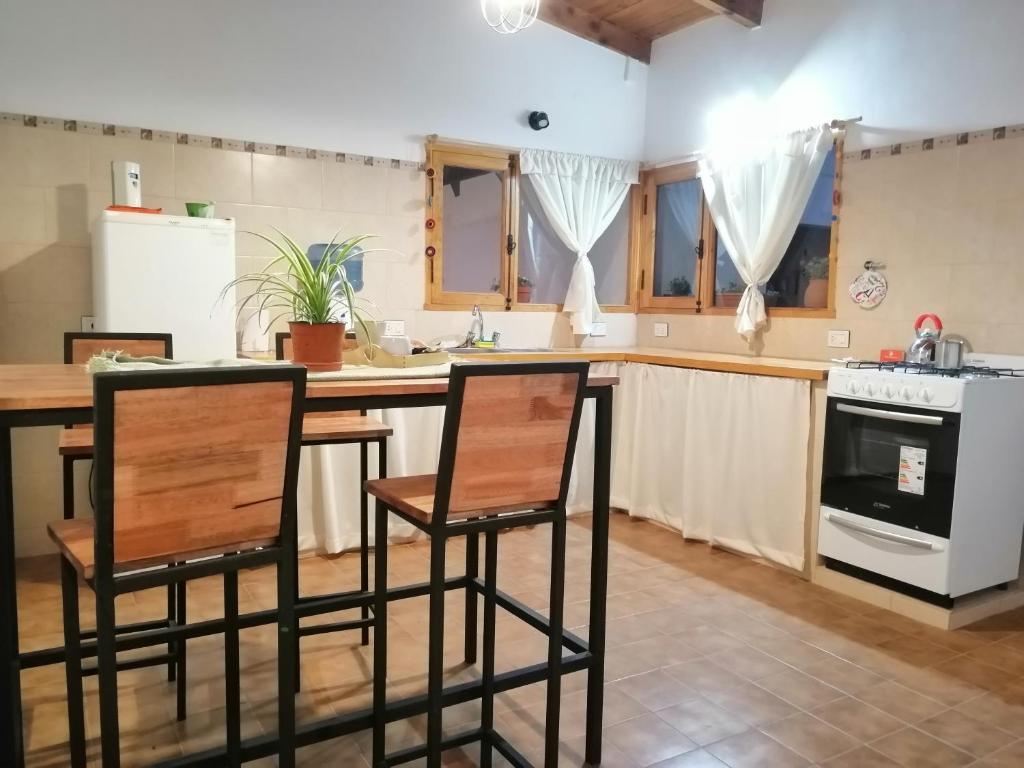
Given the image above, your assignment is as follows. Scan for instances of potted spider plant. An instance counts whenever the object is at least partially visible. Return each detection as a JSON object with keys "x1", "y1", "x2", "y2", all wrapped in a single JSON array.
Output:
[{"x1": 223, "y1": 228, "x2": 372, "y2": 372}]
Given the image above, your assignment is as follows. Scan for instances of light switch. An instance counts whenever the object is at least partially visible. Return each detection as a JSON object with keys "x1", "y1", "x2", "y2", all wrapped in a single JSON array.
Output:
[
  {"x1": 590, "y1": 322, "x2": 607, "y2": 337},
  {"x1": 383, "y1": 320, "x2": 406, "y2": 337},
  {"x1": 81, "y1": 316, "x2": 95, "y2": 332},
  {"x1": 653, "y1": 322, "x2": 669, "y2": 338},
  {"x1": 827, "y1": 329, "x2": 851, "y2": 348}
]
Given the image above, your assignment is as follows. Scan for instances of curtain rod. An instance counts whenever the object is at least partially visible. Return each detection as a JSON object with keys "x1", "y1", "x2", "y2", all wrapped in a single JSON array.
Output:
[{"x1": 645, "y1": 116, "x2": 863, "y2": 170}]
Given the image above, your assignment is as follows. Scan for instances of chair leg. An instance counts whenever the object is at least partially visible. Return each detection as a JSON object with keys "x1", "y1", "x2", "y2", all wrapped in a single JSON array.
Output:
[
  {"x1": 167, "y1": 579, "x2": 176, "y2": 682},
  {"x1": 372, "y1": 499, "x2": 389, "y2": 768},
  {"x1": 544, "y1": 513, "x2": 567, "y2": 768},
  {"x1": 360, "y1": 440, "x2": 369, "y2": 647},
  {"x1": 426, "y1": 532, "x2": 446, "y2": 768},
  {"x1": 278, "y1": 552, "x2": 297, "y2": 768},
  {"x1": 96, "y1": 580, "x2": 120, "y2": 767},
  {"x1": 60, "y1": 557, "x2": 86, "y2": 768},
  {"x1": 293, "y1": 542, "x2": 301, "y2": 693},
  {"x1": 224, "y1": 570, "x2": 241, "y2": 768},
  {"x1": 464, "y1": 533, "x2": 478, "y2": 666},
  {"x1": 480, "y1": 530, "x2": 498, "y2": 768},
  {"x1": 61, "y1": 455, "x2": 75, "y2": 520},
  {"x1": 176, "y1": 576, "x2": 187, "y2": 722}
]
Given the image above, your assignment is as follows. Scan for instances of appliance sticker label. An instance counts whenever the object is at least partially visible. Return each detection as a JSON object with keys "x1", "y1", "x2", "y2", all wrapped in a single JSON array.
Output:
[{"x1": 898, "y1": 446, "x2": 927, "y2": 495}]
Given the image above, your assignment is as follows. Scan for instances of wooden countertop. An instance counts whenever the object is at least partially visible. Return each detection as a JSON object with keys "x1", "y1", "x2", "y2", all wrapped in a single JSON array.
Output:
[
  {"x1": 453, "y1": 347, "x2": 832, "y2": 381},
  {"x1": 0, "y1": 364, "x2": 617, "y2": 413}
]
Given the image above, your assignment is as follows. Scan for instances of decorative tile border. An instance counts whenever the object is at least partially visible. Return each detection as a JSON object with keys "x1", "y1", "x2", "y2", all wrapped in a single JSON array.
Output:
[
  {"x1": 842, "y1": 123, "x2": 1024, "y2": 163},
  {"x1": 0, "y1": 111, "x2": 424, "y2": 171}
]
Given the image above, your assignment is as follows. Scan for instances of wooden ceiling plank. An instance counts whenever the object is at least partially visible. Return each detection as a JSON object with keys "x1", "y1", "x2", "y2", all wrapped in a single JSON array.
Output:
[
  {"x1": 538, "y1": 0, "x2": 653, "y2": 62},
  {"x1": 606, "y1": 0, "x2": 713, "y2": 38},
  {"x1": 690, "y1": 0, "x2": 763, "y2": 28}
]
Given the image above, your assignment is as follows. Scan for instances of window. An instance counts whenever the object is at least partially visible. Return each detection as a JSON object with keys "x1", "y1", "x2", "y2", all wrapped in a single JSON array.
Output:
[
  {"x1": 639, "y1": 143, "x2": 842, "y2": 317},
  {"x1": 426, "y1": 140, "x2": 636, "y2": 312}
]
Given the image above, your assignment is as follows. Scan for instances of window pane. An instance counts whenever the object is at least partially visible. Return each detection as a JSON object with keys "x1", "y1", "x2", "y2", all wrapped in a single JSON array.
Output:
[
  {"x1": 714, "y1": 148, "x2": 836, "y2": 309},
  {"x1": 653, "y1": 179, "x2": 701, "y2": 298},
  {"x1": 441, "y1": 166, "x2": 503, "y2": 294},
  {"x1": 517, "y1": 188, "x2": 629, "y2": 306}
]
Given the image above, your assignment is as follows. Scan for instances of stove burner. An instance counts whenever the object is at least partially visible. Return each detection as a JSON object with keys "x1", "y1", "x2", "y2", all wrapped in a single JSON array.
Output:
[{"x1": 845, "y1": 361, "x2": 1024, "y2": 378}]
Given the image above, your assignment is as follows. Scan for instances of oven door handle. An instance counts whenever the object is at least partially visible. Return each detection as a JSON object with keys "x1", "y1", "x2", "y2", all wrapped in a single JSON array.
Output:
[
  {"x1": 836, "y1": 402, "x2": 945, "y2": 426},
  {"x1": 824, "y1": 511, "x2": 945, "y2": 551}
]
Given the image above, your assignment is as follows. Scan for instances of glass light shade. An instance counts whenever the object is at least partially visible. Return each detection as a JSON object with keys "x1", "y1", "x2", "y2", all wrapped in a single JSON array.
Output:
[{"x1": 480, "y1": 0, "x2": 540, "y2": 34}]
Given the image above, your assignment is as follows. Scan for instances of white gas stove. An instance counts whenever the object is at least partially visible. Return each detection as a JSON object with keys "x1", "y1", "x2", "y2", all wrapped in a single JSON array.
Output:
[{"x1": 818, "y1": 354, "x2": 1024, "y2": 606}]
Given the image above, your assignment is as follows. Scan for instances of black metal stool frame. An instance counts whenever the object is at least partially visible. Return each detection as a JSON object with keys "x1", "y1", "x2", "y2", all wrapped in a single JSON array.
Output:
[
  {"x1": 59, "y1": 366, "x2": 306, "y2": 768},
  {"x1": 61, "y1": 332, "x2": 183, "y2": 692},
  {"x1": 372, "y1": 361, "x2": 589, "y2": 768},
  {"x1": 275, "y1": 331, "x2": 389, "y2": 678}
]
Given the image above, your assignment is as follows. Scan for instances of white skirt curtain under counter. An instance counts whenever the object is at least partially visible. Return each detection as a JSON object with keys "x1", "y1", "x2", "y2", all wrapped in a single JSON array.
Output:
[
  {"x1": 612, "y1": 364, "x2": 811, "y2": 570},
  {"x1": 519, "y1": 149, "x2": 639, "y2": 335}
]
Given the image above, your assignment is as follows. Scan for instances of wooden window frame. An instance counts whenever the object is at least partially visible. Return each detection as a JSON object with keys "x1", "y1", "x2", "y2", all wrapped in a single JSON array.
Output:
[
  {"x1": 637, "y1": 138, "x2": 844, "y2": 318},
  {"x1": 425, "y1": 139, "x2": 639, "y2": 313}
]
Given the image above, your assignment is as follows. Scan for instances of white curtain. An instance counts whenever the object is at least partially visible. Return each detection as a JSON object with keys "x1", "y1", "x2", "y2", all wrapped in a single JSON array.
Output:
[
  {"x1": 698, "y1": 125, "x2": 833, "y2": 339},
  {"x1": 613, "y1": 364, "x2": 810, "y2": 570},
  {"x1": 520, "y1": 149, "x2": 639, "y2": 335}
]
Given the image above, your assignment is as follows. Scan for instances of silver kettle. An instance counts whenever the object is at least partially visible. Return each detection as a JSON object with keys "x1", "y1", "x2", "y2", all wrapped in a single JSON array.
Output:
[{"x1": 906, "y1": 313, "x2": 943, "y2": 364}]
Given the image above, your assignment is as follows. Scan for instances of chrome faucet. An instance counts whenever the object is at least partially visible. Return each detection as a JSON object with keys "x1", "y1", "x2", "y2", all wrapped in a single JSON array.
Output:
[{"x1": 465, "y1": 304, "x2": 484, "y2": 347}]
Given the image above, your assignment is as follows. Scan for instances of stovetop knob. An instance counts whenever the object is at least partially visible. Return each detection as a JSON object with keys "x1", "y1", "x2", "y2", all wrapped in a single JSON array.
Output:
[{"x1": 919, "y1": 387, "x2": 934, "y2": 403}]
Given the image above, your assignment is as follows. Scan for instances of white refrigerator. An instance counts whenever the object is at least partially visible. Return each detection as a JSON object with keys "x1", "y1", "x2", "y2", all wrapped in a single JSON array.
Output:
[{"x1": 92, "y1": 210, "x2": 237, "y2": 360}]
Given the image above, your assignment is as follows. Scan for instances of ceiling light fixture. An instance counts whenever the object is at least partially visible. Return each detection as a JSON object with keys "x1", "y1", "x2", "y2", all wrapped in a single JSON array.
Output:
[{"x1": 480, "y1": 0, "x2": 540, "y2": 35}]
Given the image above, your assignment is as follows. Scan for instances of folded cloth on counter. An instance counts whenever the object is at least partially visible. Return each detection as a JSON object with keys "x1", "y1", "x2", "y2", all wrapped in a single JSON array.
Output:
[{"x1": 86, "y1": 351, "x2": 271, "y2": 373}]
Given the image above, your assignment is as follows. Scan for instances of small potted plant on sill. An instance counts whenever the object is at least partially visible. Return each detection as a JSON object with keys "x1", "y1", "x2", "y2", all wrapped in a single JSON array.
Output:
[
  {"x1": 802, "y1": 255, "x2": 830, "y2": 309},
  {"x1": 223, "y1": 228, "x2": 373, "y2": 372},
  {"x1": 668, "y1": 276, "x2": 692, "y2": 297},
  {"x1": 517, "y1": 275, "x2": 534, "y2": 303}
]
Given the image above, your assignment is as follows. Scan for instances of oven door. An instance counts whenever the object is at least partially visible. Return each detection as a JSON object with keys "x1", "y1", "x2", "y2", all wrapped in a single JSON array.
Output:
[{"x1": 821, "y1": 397, "x2": 959, "y2": 538}]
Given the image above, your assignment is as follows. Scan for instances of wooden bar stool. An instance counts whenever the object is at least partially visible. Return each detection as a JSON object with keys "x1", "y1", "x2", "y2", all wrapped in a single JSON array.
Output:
[
  {"x1": 276, "y1": 331, "x2": 392, "y2": 676},
  {"x1": 366, "y1": 361, "x2": 589, "y2": 768},
  {"x1": 58, "y1": 332, "x2": 184, "y2": 691},
  {"x1": 49, "y1": 365, "x2": 306, "y2": 768}
]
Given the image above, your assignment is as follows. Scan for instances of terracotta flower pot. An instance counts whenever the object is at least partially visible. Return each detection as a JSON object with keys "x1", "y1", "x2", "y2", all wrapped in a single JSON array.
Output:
[
  {"x1": 517, "y1": 285, "x2": 533, "y2": 304},
  {"x1": 288, "y1": 321, "x2": 345, "y2": 372},
  {"x1": 803, "y1": 278, "x2": 829, "y2": 309}
]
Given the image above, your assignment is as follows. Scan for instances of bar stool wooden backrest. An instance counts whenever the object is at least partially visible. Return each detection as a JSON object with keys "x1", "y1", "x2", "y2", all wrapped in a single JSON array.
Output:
[
  {"x1": 432, "y1": 361, "x2": 590, "y2": 525},
  {"x1": 91, "y1": 366, "x2": 306, "y2": 574},
  {"x1": 65, "y1": 331, "x2": 173, "y2": 365}
]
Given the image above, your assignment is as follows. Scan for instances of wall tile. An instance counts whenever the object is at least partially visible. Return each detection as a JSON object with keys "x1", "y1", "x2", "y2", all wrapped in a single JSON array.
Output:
[
  {"x1": 385, "y1": 167, "x2": 425, "y2": 217},
  {"x1": 43, "y1": 184, "x2": 90, "y2": 246},
  {"x1": 215, "y1": 203, "x2": 289, "y2": 257},
  {"x1": 0, "y1": 186, "x2": 48, "y2": 243},
  {"x1": 0, "y1": 125, "x2": 89, "y2": 187},
  {"x1": 323, "y1": 161, "x2": 387, "y2": 215},
  {"x1": 252, "y1": 154, "x2": 322, "y2": 209},
  {"x1": 87, "y1": 135, "x2": 175, "y2": 198},
  {"x1": 175, "y1": 144, "x2": 252, "y2": 204}
]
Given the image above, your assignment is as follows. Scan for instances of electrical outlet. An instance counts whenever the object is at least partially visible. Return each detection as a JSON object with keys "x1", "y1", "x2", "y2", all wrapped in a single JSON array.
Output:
[
  {"x1": 590, "y1": 322, "x2": 607, "y2": 337},
  {"x1": 383, "y1": 320, "x2": 406, "y2": 337},
  {"x1": 81, "y1": 316, "x2": 95, "y2": 332},
  {"x1": 827, "y1": 329, "x2": 851, "y2": 348},
  {"x1": 653, "y1": 322, "x2": 669, "y2": 338}
]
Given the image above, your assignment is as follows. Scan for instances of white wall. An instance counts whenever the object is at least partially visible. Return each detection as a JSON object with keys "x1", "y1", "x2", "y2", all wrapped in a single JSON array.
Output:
[
  {"x1": 645, "y1": 0, "x2": 1024, "y2": 161},
  {"x1": 0, "y1": 0, "x2": 647, "y2": 162}
]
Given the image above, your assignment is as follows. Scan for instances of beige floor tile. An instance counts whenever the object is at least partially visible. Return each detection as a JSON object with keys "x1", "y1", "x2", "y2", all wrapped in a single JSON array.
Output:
[
  {"x1": 654, "y1": 696, "x2": 750, "y2": 746},
  {"x1": 856, "y1": 680, "x2": 947, "y2": 724},
  {"x1": 915, "y1": 709, "x2": 1016, "y2": 758},
  {"x1": 870, "y1": 727, "x2": 974, "y2": 768},
  {"x1": 705, "y1": 729, "x2": 809, "y2": 768},
  {"x1": 603, "y1": 713, "x2": 698, "y2": 766},
  {"x1": 15, "y1": 515, "x2": 1024, "y2": 768},
  {"x1": 760, "y1": 711, "x2": 860, "y2": 762},
  {"x1": 811, "y1": 696, "x2": 903, "y2": 743}
]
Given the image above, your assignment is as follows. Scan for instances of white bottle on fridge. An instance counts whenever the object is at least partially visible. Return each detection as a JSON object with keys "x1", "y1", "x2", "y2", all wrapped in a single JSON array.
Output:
[{"x1": 92, "y1": 210, "x2": 237, "y2": 360}]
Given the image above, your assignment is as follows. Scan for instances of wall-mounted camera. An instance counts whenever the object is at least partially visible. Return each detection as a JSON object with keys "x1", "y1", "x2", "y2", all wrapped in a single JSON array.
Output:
[{"x1": 528, "y1": 111, "x2": 550, "y2": 131}]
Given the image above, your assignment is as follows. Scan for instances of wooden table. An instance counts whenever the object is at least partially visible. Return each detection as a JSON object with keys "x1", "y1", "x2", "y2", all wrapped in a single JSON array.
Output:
[{"x1": 0, "y1": 363, "x2": 617, "y2": 767}]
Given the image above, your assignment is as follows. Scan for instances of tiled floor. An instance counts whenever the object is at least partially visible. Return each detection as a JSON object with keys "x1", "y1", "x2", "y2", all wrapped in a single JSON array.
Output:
[{"x1": 16, "y1": 514, "x2": 1024, "y2": 767}]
